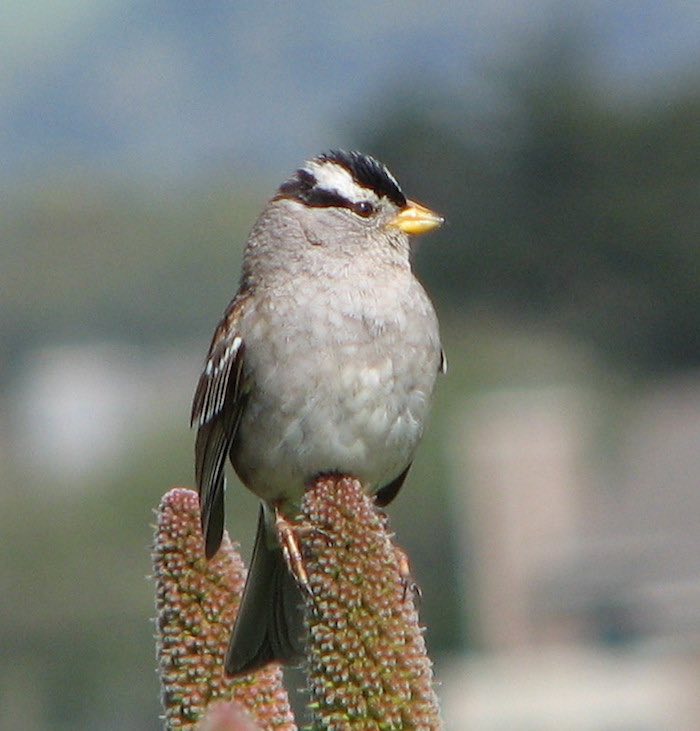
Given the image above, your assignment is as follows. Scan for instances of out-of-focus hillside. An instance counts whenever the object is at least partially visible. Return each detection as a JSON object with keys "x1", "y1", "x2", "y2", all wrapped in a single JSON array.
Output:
[{"x1": 0, "y1": 180, "x2": 264, "y2": 383}]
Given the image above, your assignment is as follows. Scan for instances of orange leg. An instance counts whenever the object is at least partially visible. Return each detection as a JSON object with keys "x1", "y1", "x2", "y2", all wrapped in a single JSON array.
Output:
[{"x1": 274, "y1": 508, "x2": 313, "y2": 596}]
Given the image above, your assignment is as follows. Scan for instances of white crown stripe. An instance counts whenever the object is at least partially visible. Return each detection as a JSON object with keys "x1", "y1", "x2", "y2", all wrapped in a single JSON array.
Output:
[{"x1": 304, "y1": 161, "x2": 381, "y2": 206}]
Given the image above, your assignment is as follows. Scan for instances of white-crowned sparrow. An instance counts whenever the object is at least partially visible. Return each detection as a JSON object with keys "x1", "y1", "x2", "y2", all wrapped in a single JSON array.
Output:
[{"x1": 191, "y1": 150, "x2": 445, "y2": 676}]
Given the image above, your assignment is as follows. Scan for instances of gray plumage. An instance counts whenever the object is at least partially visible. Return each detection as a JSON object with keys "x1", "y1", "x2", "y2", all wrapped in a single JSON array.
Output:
[{"x1": 191, "y1": 150, "x2": 444, "y2": 676}]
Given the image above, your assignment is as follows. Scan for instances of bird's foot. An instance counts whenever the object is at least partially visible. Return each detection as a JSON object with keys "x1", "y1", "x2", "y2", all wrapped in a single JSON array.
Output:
[
  {"x1": 394, "y1": 544, "x2": 422, "y2": 603},
  {"x1": 274, "y1": 508, "x2": 315, "y2": 597}
]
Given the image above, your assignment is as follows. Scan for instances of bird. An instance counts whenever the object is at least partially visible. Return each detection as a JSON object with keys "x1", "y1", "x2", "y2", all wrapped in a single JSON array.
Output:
[{"x1": 191, "y1": 149, "x2": 445, "y2": 677}]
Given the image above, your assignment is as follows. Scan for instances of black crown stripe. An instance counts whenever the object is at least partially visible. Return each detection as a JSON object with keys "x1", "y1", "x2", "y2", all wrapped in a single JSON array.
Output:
[
  {"x1": 275, "y1": 150, "x2": 407, "y2": 211},
  {"x1": 319, "y1": 150, "x2": 406, "y2": 208}
]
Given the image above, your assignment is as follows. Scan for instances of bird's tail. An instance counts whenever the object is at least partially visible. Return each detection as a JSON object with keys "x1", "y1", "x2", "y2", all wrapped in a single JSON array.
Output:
[{"x1": 225, "y1": 505, "x2": 305, "y2": 676}]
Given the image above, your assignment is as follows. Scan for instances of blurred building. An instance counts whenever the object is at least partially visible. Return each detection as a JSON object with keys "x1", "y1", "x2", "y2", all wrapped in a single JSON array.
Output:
[
  {"x1": 444, "y1": 378, "x2": 700, "y2": 730},
  {"x1": 9, "y1": 343, "x2": 199, "y2": 482}
]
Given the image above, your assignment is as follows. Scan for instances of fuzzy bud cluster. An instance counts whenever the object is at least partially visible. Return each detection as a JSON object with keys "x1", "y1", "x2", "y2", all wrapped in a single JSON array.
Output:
[
  {"x1": 298, "y1": 476, "x2": 442, "y2": 729},
  {"x1": 152, "y1": 488, "x2": 296, "y2": 730}
]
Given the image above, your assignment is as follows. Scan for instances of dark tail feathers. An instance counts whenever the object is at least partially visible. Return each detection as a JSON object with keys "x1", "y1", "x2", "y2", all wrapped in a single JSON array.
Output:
[{"x1": 225, "y1": 505, "x2": 305, "y2": 676}]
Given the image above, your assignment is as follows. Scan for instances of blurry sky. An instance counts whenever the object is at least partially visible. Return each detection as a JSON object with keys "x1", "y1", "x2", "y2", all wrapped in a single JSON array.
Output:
[{"x1": 2, "y1": 0, "x2": 699, "y2": 184}]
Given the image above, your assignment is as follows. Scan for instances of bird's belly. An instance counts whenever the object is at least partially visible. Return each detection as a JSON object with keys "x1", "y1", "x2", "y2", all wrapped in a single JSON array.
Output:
[{"x1": 231, "y1": 346, "x2": 436, "y2": 509}]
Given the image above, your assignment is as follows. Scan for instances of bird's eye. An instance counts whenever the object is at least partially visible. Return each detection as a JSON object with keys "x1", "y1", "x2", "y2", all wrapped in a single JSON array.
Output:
[{"x1": 352, "y1": 201, "x2": 375, "y2": 218}]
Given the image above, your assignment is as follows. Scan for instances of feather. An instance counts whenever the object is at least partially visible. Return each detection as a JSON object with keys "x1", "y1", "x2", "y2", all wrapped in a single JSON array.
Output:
[
  {"x1": 192, "y1": 294, "x2": 249, "y2": 558},
  {"x1": 439, "y1": 347, "x2": 448, "y2": 375},
  {"x1": 225, "y1": 506, "x2": 305, "y2": 676}
]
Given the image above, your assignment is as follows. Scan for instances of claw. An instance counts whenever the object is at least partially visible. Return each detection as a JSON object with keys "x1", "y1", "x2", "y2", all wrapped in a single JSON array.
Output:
[
  {"x1": 274, "y1": 508, "x2": 313, "y2": 596},
  {"x1": 395, "y1": 545, "x2": 422, "y2": 603}
]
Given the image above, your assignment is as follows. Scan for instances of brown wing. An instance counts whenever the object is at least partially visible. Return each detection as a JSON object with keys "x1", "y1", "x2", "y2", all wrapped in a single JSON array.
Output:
[{"x1": 191, "y1": 294, "x2": 249, "y2": 558}]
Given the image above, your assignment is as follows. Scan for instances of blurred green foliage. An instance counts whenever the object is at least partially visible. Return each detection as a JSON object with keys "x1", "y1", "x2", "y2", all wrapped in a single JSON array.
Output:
[
  {"x1": 359, "y1": 48, "x2": 700, "y2": 371},
  {"x1": 0, "y1": 180, "x2": 262, "y2": 383}
]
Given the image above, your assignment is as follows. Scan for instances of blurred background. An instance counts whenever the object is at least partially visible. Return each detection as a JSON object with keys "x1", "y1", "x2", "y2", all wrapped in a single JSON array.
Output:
[{"x1": 1, "y1": 2, "x2": 700, "y2": 729}]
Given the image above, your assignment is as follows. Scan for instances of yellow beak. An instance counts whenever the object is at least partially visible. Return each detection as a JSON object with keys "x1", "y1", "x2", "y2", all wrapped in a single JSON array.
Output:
[{"x1": 390, "y1": 200, "x2": 444, "y2": 236}]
